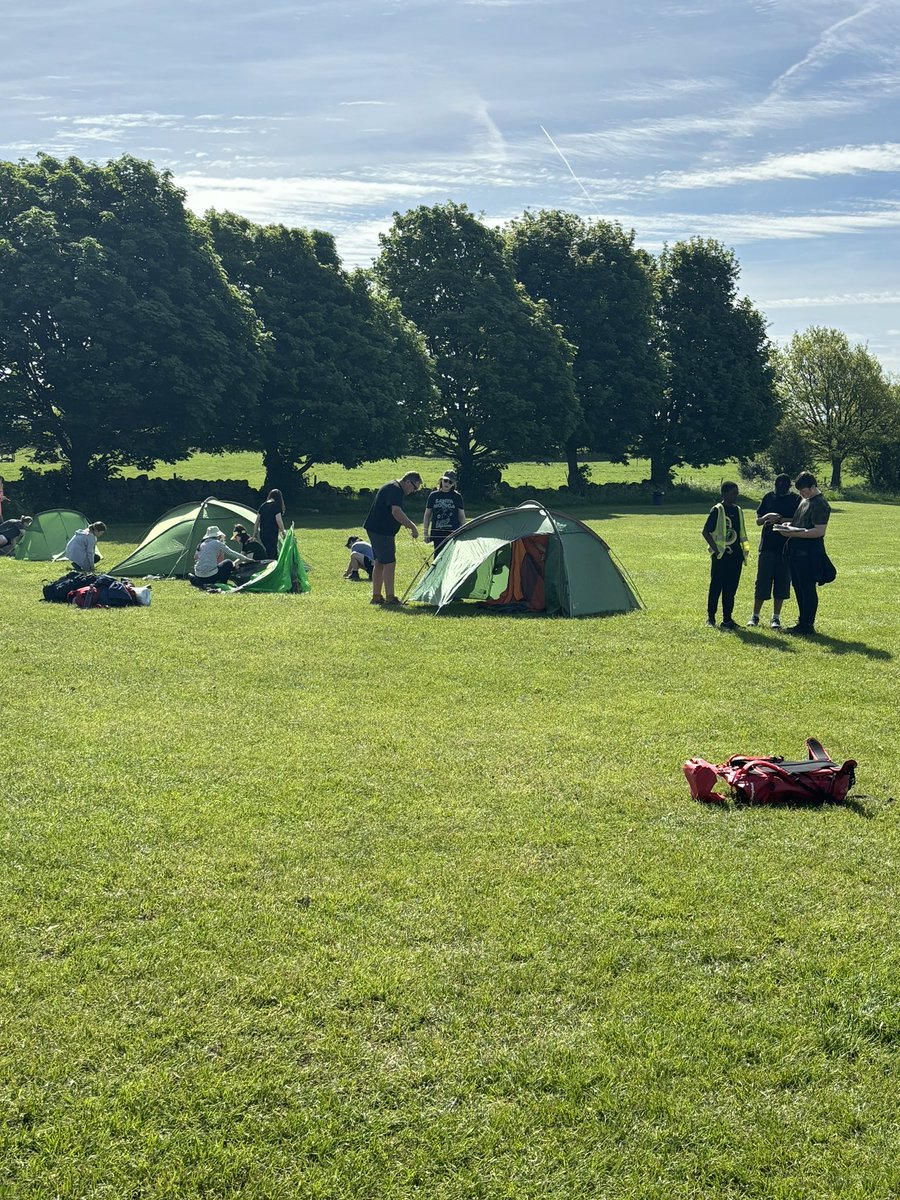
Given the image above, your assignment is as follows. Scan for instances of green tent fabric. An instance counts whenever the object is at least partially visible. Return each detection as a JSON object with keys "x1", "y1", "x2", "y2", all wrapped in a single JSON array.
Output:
[
  {"x1": 108, "y1": 497, "x2": 259, "y2": 578},
  {"x1": 406, "y1": 501, "x2": 642, "y2": 617},
  {"x1": 229, "y1": 527, "x2": 310, "y2": 594},
  {"x1": 14, "y1": 509, "x2": 89, "y2": 561}
]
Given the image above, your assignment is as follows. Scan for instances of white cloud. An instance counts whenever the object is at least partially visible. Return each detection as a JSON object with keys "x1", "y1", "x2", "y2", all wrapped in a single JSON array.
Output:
[
  {"x1": 761, "y1": 290, "x2": 900, "y2": 309},
  {"x1": 648, "y1": 143, "x2": 900, "y2": 191}
]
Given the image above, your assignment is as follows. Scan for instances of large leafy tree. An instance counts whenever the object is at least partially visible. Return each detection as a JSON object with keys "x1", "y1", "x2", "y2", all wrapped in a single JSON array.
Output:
[
  {"x1": 0, "y1": 154, "x2": 263, "y2": 490},
  {"x1": 504, "y1": 210, "x2": 662, "y2": 490},
  {"x1": 206, "y1": 212, "x2": 435, "y2": 495},
  {"x1": 643, "y1": 238, "x2": 778, "y2": 485},
  {"x1": 776, "y1": 326, "x2": 893, "y2": 488},
  {"x1": 372, "y1": 201, "x2": 580, "y2": 495}
]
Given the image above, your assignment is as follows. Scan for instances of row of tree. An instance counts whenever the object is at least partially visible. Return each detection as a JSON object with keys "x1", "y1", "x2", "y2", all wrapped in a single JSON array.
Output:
[{"x1": 1, "y1": 154, "x2": 896, "y2": 498}]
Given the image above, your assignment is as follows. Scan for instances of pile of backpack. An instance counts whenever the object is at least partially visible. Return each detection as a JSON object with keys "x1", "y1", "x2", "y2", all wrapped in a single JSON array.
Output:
[{"x1": 41, "y1": 571, "x2": 151, "y2": 608}]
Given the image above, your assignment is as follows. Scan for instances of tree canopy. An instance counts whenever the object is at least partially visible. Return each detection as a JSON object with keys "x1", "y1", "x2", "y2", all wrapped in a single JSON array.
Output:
[
  {"x1": 504, "y1": 210, "x2": 662, "y2": 490},
  {"x1": 373, "y1": 201, "x2": 580, "y2": 494},
  {"x1": 644, "y1": 238, "x2": 779, "y2": 485},
  {"x1": 206, "y1": 212, "x2": 434, "y2": 495},
  {"x1": 776, "y1": 326, "x2": 894, "y2": 489},
  {"x1": 0, "y1": 154, "x2": 263, "y2": 489}
]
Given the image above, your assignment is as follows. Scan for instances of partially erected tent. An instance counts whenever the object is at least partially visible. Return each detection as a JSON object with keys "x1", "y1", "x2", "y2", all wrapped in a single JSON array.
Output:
[
  {"x1": 108, "y1": 497, "x2": 259, "y2": 578},
  {"x1": 406, "y1": 501, "x2": 642, "y2": 617},
  {"x1": 14, "y1": 509, "x2": 89, "y2": 561},
  {"x1": 230, "y1": 527, "x2": 310, "y2": 594}
]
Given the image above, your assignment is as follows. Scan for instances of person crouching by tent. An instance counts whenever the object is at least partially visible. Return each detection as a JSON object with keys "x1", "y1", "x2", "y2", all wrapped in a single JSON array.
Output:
[
  {"x1": 423, "y1": 474, "x2": 466, "y2": 556},
  {"x1": 232, "y1": 524, "x2": 268, "y2": 562},
  {"x1": 64, "y1": 521, "x2": 107, "y2": 571},
  {"x1": 253, "y1": 489, "x2": 287, "y2": 561},
  {"x1": 191, "y1": 526, "x2": 254, "y2": 589},
  {"x1": 343, "y1": 535, "x2": 374, "y2": 581},
  {"x1": 363, "y1": 472, "x2": 422, "y2": 605},
  {"x1": 702, "y1": 481, "x2": 749, "y2": 630},
  {"x1": 0, "y1": 514, "x2": 32, "y2": 557}
]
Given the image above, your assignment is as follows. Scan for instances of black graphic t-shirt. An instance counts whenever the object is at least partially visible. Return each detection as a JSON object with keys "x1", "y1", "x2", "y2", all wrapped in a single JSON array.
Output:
[{"x1": 425, "y1": 489, "x2": 464, "y2": 535}]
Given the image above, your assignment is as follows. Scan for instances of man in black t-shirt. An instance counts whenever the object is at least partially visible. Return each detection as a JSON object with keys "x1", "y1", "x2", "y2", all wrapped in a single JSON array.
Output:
[
  {"x1": 363, "y1": 471, "x2": 423, "y2": 604},
  {"x1": 747, "y1": 474, "x2": 800, "y2": 629},
  {"x1": 774, "y1": 471, "x2": 832, "y2": 635}
]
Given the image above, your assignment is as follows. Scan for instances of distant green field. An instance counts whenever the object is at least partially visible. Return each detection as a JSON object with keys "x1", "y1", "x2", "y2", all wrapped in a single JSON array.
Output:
[
  {"x1": 4, "y1": 450, "x2": 847, "y2": 500},
  {"x1": 2, "y1": 499, "x2": 898, "y2": 1198}
]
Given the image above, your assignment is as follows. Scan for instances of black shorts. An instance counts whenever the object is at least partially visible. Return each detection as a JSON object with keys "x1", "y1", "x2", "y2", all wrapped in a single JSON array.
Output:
[
  {"x1": 368, "y1": 531, "x2": 397, "y2": 566},
  {"x1": 754, "y1": 549, "x2": 791, "y2": 602}
]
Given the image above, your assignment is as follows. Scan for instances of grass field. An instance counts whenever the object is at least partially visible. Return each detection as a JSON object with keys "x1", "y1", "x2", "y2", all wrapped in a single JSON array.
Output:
[
  {"x1": 1, "y1": 450, "x2": 814, "y2": 498},
  {"x1": 2, "y1": 499, "x2": 899, "y2": 1198}
]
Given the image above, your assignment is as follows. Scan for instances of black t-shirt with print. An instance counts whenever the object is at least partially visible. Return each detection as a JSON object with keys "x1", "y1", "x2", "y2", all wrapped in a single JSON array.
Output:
[{"x1": 425, "y1": 489, "x2": 464, "y2": 536}]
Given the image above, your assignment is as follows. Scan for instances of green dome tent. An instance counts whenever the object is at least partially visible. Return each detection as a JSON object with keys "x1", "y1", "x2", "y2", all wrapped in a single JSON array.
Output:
[
  {"x1": 406, "y1": 501, "x2": 642, "y2": 617},
  {"x1": 14, "y1": 509, "x2": 89, "y2": 561},
  {"x1": 108, "y1": 497, "x2": 259, "y2": 578},
  {"x1": 229, "y1": 527, "x2": 310, "y2": 594}
]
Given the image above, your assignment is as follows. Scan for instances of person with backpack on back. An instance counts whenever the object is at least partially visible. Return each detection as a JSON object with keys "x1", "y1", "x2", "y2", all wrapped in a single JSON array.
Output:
[
  {"x1": 64, "y1": 522, "x2": 107, "y2": 571},
  {"x1": 702, "y1": 481, "x2": 749, "y2": 629},
  {"x1": 774, "y1": 472, "x2": 832, "y2": 636},
  {"x1": 747, "y1": 474, "x2": 800, "y2": 629}
]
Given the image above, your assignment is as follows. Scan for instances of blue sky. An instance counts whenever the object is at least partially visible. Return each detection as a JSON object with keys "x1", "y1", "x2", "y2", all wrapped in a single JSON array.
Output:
[{"x1": 3, "y1": 0, "x2": 899, "y2": 368}]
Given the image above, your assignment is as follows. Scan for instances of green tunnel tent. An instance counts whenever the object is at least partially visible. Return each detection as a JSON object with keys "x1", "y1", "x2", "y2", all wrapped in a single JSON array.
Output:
[
  {"x1": 229, "y1": 527, "x2": 310, "y2": 594},
  {"x1": 108, "y1": 497, "x2": 259, "y2": 578},
  {"x1": 406, "y1": 501, "x2": 642, "y2": 617},
  {"x1": 13, "y1": 509, "x2": 89, "y2": 561}
]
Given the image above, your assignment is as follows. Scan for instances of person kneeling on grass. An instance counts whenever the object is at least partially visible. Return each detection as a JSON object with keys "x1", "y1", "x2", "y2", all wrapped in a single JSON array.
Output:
[
  {"x1": 191, "y1": 526, "x2": 254, "y2": 589},
  {"x1": 64, "y1": 521, "x2": 107, "y2": 571},
  {"x1": 0, "y1": 514, "x2": 32, "y2": 556},
  {"x1": 343, "y1": 535, "x2": 374, "y2": 581}
]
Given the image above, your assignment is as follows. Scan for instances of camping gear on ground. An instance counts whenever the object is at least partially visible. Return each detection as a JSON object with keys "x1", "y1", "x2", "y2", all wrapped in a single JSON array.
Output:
[
  {"x1": 684, "y1": 738, "x2": 856, "y2": 805},
  {"x1": 405, "y1": 501, "x2": 641, "y2": 616},
  {"x1": 107, "y1": 497, "x2": 259, "y2": 579},
  {"x1": 13, "y1": 509, "x2": 89, "y2": 561},
  {"x1": 42, "y1": 570, "x2": 98, "y2": 603},
  {"x1": 228, "y1": 527, "x2": 310, "y2": 594}
]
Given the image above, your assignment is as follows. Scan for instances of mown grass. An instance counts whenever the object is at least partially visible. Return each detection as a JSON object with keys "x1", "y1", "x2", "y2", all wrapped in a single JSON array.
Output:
[
  {"x1": 1, "y1": 500, "x2": 899, "y2": 1199},
  {"x1": 3, "y1": 450, "x2": 838, "y2": 498}
]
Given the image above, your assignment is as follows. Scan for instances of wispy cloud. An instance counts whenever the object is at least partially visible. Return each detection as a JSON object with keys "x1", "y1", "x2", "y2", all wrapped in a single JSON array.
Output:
[
  {"x1": 761, "y1": 290, "x2": 900, "y2": 309},
  {"x1": 649, "y1": 142, "x2": 900, "y2": 191}
]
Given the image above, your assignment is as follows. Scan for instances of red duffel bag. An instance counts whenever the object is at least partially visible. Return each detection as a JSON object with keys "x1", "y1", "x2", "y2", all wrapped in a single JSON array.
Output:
[{"x1": 684, "y1": 738, "x2": 856, "y2": 805}]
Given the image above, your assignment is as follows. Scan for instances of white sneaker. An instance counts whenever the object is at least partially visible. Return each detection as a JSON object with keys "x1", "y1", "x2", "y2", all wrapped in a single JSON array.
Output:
[
  {"x1": 747, "y1": 614, "x2": 759, "y2": 626},
  {"x1": 771, "y1": 616, "x2": 781, "y2": 629}
]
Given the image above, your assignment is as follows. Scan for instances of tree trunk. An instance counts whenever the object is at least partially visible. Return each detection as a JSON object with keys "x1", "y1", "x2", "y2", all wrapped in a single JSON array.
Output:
[
  {"x1": 649, "y1": 452, "x2": 673, "y2": 488},
  {"x1": 565, "y1": 436, "x2": 584, "y2": 492},
  {"x1": 262, "y1": 442, "x2": 300, "y2": 499},
  {"x1": 829, "y1": 457, "x2": 843, "y2": 489}
]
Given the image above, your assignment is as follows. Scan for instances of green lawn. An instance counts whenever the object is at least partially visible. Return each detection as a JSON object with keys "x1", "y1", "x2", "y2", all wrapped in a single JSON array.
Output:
[
  {"x1": 1, "y1": 450, "x2": 804, "y2": 497},
  {"x1": 1, "y1": 502, "x2": 898, "y2": 1198}
]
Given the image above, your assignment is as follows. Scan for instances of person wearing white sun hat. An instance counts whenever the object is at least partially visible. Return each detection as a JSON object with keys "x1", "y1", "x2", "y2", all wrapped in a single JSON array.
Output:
[{"x1": 191, "y1": 525, "x2": 254, "y2": 588}]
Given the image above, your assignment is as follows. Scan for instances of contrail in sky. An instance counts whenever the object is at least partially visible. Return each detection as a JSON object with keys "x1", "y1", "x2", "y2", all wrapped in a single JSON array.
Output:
[{"x1": 539, "y1": 124, "x2": 601, "y2": 219}]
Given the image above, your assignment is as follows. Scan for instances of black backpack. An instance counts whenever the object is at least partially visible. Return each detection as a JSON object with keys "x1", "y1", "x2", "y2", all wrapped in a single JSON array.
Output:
[{"x1": 42, "y1": 570, "x2": 97, "y2": 603}]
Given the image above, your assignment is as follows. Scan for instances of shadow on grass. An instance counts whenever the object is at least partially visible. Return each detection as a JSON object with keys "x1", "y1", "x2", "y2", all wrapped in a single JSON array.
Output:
[
  {"x1": 697, "y1": 793, "x2": 888, "y2": 819},
  {"x1": 392, "y1": 601, "x2": 629, "y2": 622},
  {"x1": 707, "y1": 625, "x2": 891, "y2": 660}
]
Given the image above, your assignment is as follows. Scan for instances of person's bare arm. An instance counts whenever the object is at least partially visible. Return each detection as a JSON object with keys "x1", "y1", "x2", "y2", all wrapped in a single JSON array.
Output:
[{"x1": 391, "y1": 505, "x2": 418, "y2": 538}]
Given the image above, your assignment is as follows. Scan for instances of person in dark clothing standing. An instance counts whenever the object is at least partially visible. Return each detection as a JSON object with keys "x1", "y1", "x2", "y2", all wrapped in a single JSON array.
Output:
[
  {"x1": 423, "y1": 475, "x2": 466, "y2": 555},
  {"x1": 774, "y1": 472, "x2": 832, "y2": 635},
  {"x1": 702, "y1": 481, "x2": 749, "y2": 629},
  {"x1": 363, "y1": 472, "x2": 422, "y2": 605},
  {"x1": 747, "y1": 474, "x2": 800, "y2": 629},
  {"x1": 253, "y1": 489, "x2": 286, "y2": 560}
]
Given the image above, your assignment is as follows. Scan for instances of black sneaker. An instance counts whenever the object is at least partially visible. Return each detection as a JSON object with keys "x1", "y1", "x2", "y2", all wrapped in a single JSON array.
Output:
[
  {"x1": 720, "y1": 619, "x2": 737, "y2": 630},
  {"x1": 705, "y1": 618, "x2": 716, "y2": 627}
]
